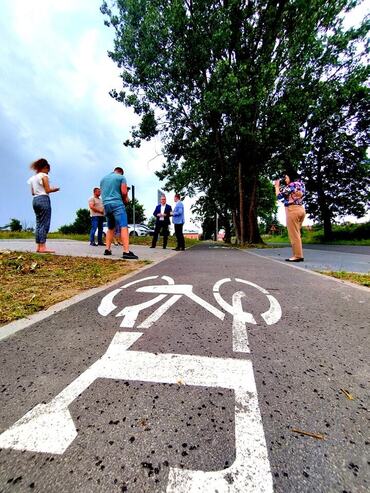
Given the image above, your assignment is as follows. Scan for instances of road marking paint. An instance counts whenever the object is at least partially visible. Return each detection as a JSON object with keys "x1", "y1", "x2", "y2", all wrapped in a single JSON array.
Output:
[
  {"x1": 0, "y1": 332, "x2": 142, "y2": 454},
  {"x1": 138, "y1": 295, "x2": 182, "y2": 329},
  {"x1": 0, "y1": 331, "x2": 273, "y2": 492},
  {"x1": 116, "y1": 295, "x2": 167, "y2": 327},
  {"x1": 97, "y1": 288, "x2": 122, "y2": 316},
  {"x1": 231, "y1": 292, "x2": 251, "y2": 353},
  {"x1": 137, "y1": 284, "x2": 225, "y2": 320},
  {"x1": 0, "y1": 275, "x2": 281, "y2": 491},
  {"x1": 120, "y1": 275, "x2": 159, "y2": 289},
  {"x1": 235, "y1": 278, "x2": 282, "y2": 325},
  {"x1": 213, "y1": 278, "x2": 231, "y2": 292}
]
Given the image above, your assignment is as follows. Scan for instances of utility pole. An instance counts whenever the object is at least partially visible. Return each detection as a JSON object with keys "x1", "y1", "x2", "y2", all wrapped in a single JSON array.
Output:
[
  {"x1": 132, "y1": 185, "x2": 136, "y2": 235},
  {"x1": 215, "y1": 212, "x2": 218, "y2": 241}
]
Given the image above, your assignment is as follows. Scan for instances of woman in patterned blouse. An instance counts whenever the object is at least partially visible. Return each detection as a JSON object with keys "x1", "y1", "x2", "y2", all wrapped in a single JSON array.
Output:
[{"x1": 274, "y1": 168, "x2": 306, "y2": 262}]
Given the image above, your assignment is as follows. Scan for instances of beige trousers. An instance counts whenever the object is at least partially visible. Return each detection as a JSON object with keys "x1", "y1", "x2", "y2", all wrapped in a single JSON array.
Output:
[{"x1": 285, "y1": 205, "x2": 306, "y2": 258}]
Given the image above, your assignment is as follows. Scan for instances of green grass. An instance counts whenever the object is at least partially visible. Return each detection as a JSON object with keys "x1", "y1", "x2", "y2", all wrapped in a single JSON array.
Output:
[
  {"x1": 0, "y1": 231, "x2": 200, "y2": 248},
  {"x1": 262, "y1": 232, "x2": 370, "y2": 246},
  {"x1": 0, "y1": 251, "x2": 150, "y2": 326},
  {"x1": 317, "y1": 271, "x2": 370, "y2": 287}
]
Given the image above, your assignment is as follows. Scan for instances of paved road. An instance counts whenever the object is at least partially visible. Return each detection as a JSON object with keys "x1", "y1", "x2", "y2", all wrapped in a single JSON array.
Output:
[
  {"x1": 1, "y1": 239, "x2": 369, "y2": 273},
  {"x1": 0, "y1": 243, "x2": 369, "y2": 492},
  {"x1": 248, "y1": 244, "x2": 370, "y2": 273}
]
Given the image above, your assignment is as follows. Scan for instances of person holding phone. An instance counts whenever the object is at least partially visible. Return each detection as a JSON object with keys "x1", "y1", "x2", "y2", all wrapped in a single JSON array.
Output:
[
  {"x1": 27, "y1": 158, "x2": 59, "y2": 253},
  {"x1": 274, "y1": 168, "x2": 306, "y2": 262}
]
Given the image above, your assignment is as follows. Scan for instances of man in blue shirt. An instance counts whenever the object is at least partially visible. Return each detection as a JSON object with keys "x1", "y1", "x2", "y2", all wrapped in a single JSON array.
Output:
[
  {"x1": 171, "y1": 193, "x2": 185, "y2": 251},
  {"x1": 100, "y1": 167, "x2": 138, "y2": 259}
]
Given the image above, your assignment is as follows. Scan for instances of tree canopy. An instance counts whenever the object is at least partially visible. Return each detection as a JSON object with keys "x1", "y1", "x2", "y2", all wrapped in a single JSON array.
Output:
[
  {"x1": 9, "y1": 218, "x2": 22, "y2": 232},
  {"x1": 59, "y1": 209, "x2": 91, "y2": 235},
  {"x1": 101, "y1": 0, "x2": 369, "y2": 243},
  {"x1": 125, "y1": 198, "x2": 146, "y2": 224}
]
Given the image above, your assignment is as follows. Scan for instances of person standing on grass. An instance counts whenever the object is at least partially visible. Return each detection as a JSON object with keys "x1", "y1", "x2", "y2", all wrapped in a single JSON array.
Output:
[
  {"x1": 171, "y1": 193, "x2": 185, "y2": 251},
  {"x1": 100, "y1": 167, "x2": 138, "y2": 260},
  {"x1": 274, "y1": 167, "x2": 306, "y2": 262},
  {"x1": 150, "y1": 195, "x2": 172, "y2": 249},
  {"x1": 27, "y1": 158, "x2": 59, "y2": 254},
  {"x1": 88, "y1": 187, "x2": 105, "y2": 246}
]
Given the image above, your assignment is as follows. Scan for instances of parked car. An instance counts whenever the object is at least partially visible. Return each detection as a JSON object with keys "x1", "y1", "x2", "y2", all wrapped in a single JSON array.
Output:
[
  {"x1": 128, "y1": 224, "x2": 154, "y2": 236},
  {"x1": 97, "y1": 223, "x2": 154, "y2": 239}
]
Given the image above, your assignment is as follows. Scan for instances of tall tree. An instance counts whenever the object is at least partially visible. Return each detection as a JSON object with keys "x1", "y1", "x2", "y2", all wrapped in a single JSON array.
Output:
[
  {"x1": 125, "y1": 198, "x2": 146, "y2": 224},
  {"x1": 101, "y1": 0, "x2": 368, "y2": 243},
  {"x1": 59, "y1": 209, "x2": 91, "y2": 235},
  {"x1": 9, "y1": 218, "x2": 22, "y2": 232},
  {"x1": 299, "y1": 23, "x2": 370, "y2": 239}
]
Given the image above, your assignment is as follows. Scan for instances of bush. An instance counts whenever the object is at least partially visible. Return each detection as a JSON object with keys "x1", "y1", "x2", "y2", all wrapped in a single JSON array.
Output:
[
  {"x1": 59, "y1": 209, "x2": 91, "y2": 235},
  {"x1": 331, "y1": 222, "x2": 370, "y2": 240}
]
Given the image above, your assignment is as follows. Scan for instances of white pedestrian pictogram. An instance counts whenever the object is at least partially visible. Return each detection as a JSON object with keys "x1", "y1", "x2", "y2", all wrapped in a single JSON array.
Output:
[{"x1": 0, "y1": 275, "x2": 282, "y2": 493}]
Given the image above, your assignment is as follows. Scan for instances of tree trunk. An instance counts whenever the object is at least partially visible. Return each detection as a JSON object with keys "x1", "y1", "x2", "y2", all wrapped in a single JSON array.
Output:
[
  {"x1": 238, "y1": 161, "x2": 245, "y2": 244},
  {"x1": 232, "y1": 209, "x2": 240, "y2": 244},
  {"x1": 246, "y1": 175, "x2": 263, "y2": 244}
]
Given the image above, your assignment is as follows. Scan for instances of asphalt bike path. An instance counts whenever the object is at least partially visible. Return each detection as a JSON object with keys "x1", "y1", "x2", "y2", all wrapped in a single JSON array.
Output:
[{"x1": 0, "y1": 243, "x2": 368, "y2": 492}]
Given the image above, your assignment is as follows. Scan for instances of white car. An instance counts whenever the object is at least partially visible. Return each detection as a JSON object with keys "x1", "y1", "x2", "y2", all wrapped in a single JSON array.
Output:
[
  {"x1": 99, "y1": 223, "x2": 154, "y2": 237},
  {"x1": 128, "y1": 224, "x2": 154, "y2": 236}
]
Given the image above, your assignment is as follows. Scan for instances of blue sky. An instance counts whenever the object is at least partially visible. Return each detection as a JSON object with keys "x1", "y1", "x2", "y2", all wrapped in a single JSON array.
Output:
[
  {"x1": 0, "y1": 0, "x2": 196, "y2": 231},
  {"x1": 0, "y1": 1, "x2": 368, "y2": 232}
]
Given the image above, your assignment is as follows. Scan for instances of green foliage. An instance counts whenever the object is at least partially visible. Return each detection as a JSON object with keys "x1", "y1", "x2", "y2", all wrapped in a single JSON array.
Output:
[
  {"x1": 102, "y1": 0, "x2": 369, "y2": 244},
  {"x1": 125, "y1": 198, "x2": 146, "y2": 224},
  {"x1": 315, "y1": 222, "x2": 370, "y2": 242},
  {"x1": 59, "y1": 209, "x2": 91, "y2": 235},
  {"x1": 9, "y1": 218, "x2": 22, "y2": 232},
  {"x1": 146, "y1": 216, "x2": 156, "y2": 229}
]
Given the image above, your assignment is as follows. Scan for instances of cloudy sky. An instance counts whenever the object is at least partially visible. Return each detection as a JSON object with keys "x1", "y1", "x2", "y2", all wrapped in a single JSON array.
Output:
[
  {"x1": 0, "y1": 1, "x2": 368, "y2": 232},
  {"x1": 0, "y1": 0, "x2": 194, "y2": 231}
]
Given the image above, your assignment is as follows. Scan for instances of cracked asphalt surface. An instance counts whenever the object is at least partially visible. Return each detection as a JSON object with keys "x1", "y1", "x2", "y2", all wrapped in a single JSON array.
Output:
[{"x1": 0, "y1": 243, "x2": 369, "y2": 492}]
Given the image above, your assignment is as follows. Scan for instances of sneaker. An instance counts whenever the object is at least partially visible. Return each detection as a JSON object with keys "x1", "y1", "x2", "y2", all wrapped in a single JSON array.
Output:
[
  {"x1": 150, "y1": 246, "x2": 155, "y2": 248},
  {"x1": 98, "y1": 242, "x2": 105, "y2": 246},
  {"x1": 122, "y1": 251, "x2": 138, "y2": 260},
  {"x1": 104, "y1": 249, "x2": 112, "y2": 256},
  {"x1": 90, "y1": 242, "x2": 98, "y2": 246}
]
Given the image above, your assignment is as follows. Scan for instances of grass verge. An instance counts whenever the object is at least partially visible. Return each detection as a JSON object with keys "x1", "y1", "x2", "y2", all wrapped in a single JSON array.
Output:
[
  {"x1": 317, "y1": 271, "x2": 370, "y2": 288},
  {"x1": 0, "y1": 232, "x2": 200, "y2": 248},
  {"x1": 0, "y1": 251, "x2": 150, "y2": 326}
]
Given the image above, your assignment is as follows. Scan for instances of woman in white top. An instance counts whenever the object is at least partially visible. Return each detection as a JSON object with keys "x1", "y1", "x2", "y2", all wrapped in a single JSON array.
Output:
[{"x1": 27, "y1": 158, "x2": 59, "y2": 253}]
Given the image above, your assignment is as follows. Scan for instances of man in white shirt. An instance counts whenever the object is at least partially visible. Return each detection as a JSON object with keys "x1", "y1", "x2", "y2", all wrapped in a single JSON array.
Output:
[{"x1": 150, "y1": 195, "x2": 172, "y2": 249}]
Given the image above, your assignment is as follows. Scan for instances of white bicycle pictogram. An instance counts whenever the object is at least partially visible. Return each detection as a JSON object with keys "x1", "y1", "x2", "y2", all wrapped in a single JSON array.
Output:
[{"x1": 0, "y1": 276, "x2": 282, "y2": 492}]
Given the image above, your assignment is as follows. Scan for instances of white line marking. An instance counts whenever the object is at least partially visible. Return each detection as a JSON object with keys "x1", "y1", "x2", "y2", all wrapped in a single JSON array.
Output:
[
  {"x1": 115, "y1": 295, "x2": 167, "y2": 327},
  {"x1": 138, "y1": 295, "x2": 182, "y2": 328},
  {"x1": 213, "y1": 278, "x2": 231, "y2": 292},
  {"x1": 0, "y1": 332, "x2": 142, "y2": 454},
  {"x1": 120, "y1": 275, "x2": 158, "y2": 289},
  {"x1": 231, "y1": 292, "x2": 251, "y2": 353},
  {"x1": 161, "y1": 275, "x2": 175, "y2": 284},
  {"x1": 97, "y1": 288, "x2": 122, "y2": 316},
  {"x1": 235, "y1": 278, "x2": 282, "y2": 325},
  {"x1": 262, "y1": 295, "x2": 282, "y2": 325},
  {"x1": 137, "y1": 285, "x2": 225, "y2": 320},
  {"x1": 0, "y1": 334, "x2": 273, "y2": 493}
]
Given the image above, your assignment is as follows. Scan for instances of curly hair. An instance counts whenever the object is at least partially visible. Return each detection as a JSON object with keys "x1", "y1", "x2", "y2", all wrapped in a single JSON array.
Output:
[{"x1": 30, "y1": 158, "x2": 50, "y2": 172}]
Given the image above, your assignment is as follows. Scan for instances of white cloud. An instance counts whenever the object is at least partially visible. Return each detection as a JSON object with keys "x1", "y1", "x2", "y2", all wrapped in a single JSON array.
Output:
[{"x1": 0, "y1": 0, "x2": 171, "y2": 230}]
